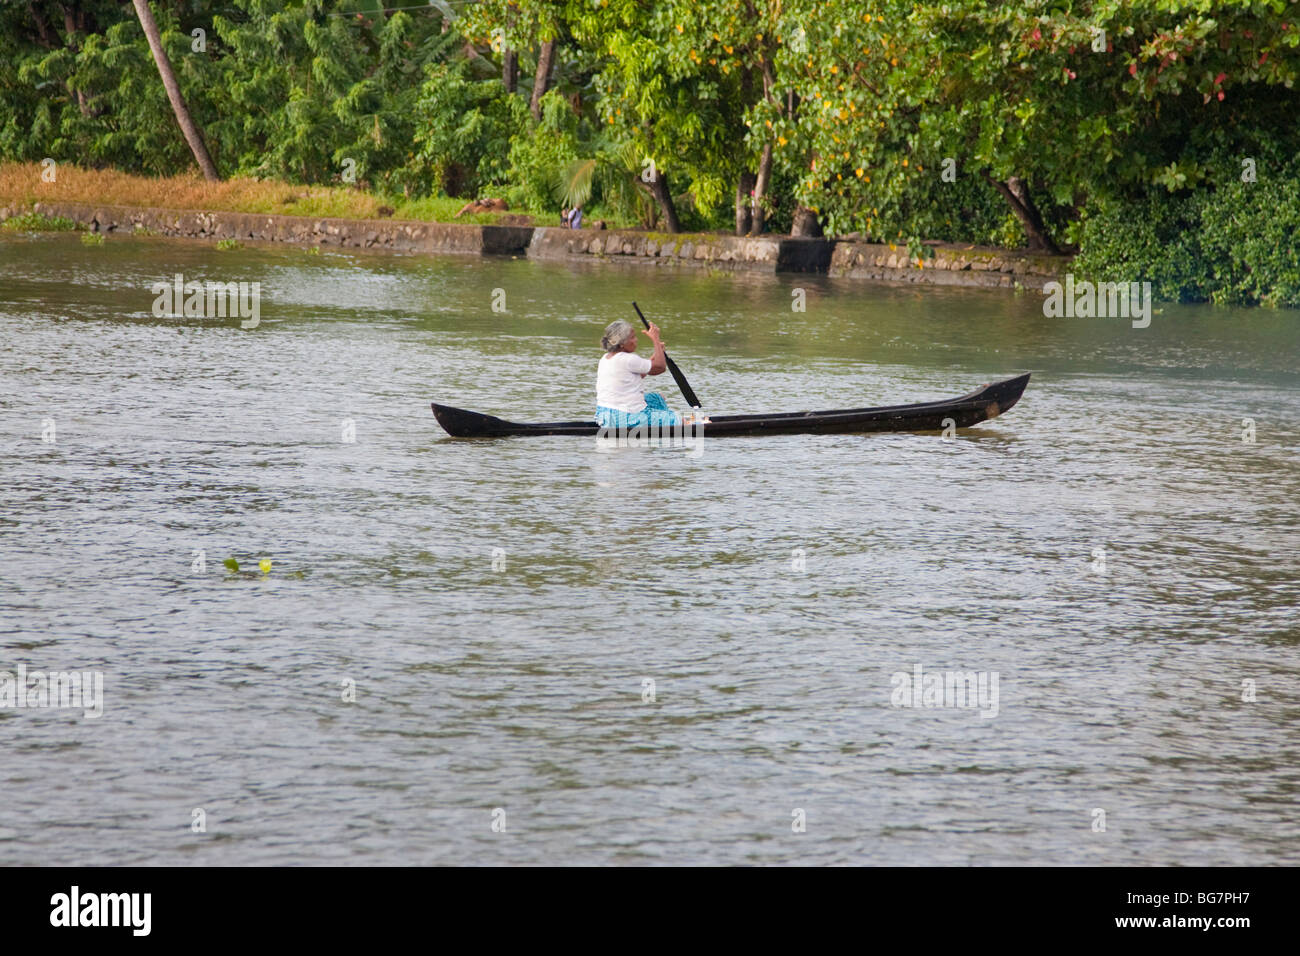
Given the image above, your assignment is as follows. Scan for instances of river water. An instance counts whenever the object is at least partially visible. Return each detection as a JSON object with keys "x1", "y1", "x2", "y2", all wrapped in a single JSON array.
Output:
[{"x1": 1, "y1": 232, "x2": 1297, "y2": 865}]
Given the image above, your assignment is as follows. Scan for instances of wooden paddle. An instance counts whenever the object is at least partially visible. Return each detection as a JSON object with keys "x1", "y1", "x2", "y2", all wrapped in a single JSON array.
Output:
[{"x1": 632, "y1": 301, "x2": 701, "y2": 409}]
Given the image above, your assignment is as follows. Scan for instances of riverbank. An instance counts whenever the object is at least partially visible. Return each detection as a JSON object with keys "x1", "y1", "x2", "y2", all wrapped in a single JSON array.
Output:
[
  {"x1": 0, "y1": 162, "x2": 1069, "y2": 288},
  {"x1": 4, "y1": 199, "x2": 1068, "y2": 289}
]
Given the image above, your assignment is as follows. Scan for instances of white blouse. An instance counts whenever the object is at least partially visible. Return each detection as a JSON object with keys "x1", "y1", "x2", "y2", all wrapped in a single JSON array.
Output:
[{"x1": 596, "y1": 351, "x2": 653, "y2": 412}]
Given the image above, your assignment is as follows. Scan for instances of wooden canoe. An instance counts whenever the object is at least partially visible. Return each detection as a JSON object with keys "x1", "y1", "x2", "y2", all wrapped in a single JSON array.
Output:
[{"x1": 430, "y1": 373, "x2": 1030, "y2": 438}]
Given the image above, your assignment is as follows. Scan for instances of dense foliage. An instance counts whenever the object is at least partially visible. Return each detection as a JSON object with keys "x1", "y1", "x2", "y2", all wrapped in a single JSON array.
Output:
[
  {"x1": 3, "y1": 0, "x2": 1299, "y2": 304},
  {"x1": 1075, "y1": 156, "x2": 1300, "y2": 307}
]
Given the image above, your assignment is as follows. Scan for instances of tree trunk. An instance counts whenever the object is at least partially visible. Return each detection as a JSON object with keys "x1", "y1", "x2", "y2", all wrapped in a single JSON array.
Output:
[
  {"x1": 735, "y1": 171, "x2": 755, "y2": 235},
  {"x1": 529, "y1": 38, "x2": 556, "y2": 120},
  {"x1": 50, "y1": 5, "x2": 93, "y2": 115},
  {"x1": 985, "y1": 173, "x2": 1059, "y2": 253},
  {"x1": 749, "y1": 142, "x2": 772, "y2": 235},
  {"x1": 791, "y1": 205, "x2": 822, "y2": 237},
  {"x1": 131, "y1": 0, "x2": 220, "y2": 181},
  {"x1": 647, "y1": 171, "x2": 681, "y2": 233},
  {"x1": 28, "y1": 2, "x2": 58, "y2": 48},
  {"x1": 502, "y1": 2, "x2": 517, "y2": 92},
  {"x1": 749, "y1": 53, "x2": 781, "y2": 237},
  {"x1": 503, "y1": 51, "x2": 517, "y2": 92}
]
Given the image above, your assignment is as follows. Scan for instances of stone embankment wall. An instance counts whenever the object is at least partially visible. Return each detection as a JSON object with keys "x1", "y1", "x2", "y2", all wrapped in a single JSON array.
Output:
[
  {"x1": 20, "y1": 201, "x2": 1068, "y2": 288},
  {"x1": 30, "y1": 201, "x2": 535, "y2": 255}
]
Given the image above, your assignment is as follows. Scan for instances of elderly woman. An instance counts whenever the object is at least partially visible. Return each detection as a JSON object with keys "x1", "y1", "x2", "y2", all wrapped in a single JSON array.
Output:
[{"x1": 596, "y1": 319, "x2": 687, "y2": 429}]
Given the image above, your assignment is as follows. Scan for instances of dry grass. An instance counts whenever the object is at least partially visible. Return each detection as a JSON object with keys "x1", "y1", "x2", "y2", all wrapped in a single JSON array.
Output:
[{"x1": 0, "y1": 163, "x2": 527, "y2": 225}]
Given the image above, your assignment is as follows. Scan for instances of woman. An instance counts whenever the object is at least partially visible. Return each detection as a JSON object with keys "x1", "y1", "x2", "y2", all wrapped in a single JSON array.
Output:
[{"x1": 596, "y1": 319, "x2": 688, "y2": 429}]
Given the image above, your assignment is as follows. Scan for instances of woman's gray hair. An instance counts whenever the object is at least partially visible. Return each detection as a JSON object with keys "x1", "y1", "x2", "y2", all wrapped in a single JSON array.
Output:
[{"x1": 601, "y1": 319, "x2": 635, "y2": 352}]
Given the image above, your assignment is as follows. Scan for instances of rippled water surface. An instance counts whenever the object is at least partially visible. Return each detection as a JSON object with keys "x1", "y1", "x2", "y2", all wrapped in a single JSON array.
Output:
[{"x1": 1, "y1": 233, "x2": 1298, "y2": 864}]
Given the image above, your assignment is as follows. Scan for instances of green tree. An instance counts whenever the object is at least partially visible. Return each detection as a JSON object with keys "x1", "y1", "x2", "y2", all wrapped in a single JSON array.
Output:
[{"x1": 762, "y1": 0, "x2": 1300, "y2": 251}]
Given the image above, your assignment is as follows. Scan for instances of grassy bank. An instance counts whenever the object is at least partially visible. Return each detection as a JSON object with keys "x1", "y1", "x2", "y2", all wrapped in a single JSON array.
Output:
[{"x1": 0, "y1": 163, "x2": 535, "y2": 227}]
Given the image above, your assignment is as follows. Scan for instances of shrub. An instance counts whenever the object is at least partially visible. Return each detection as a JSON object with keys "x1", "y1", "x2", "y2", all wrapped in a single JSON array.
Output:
[
  {"x1": 1075, "y1": 159, "x2": 1300, "y2": 308},
  {"x1": 1, "y1": 211, "x2": 78, "y2": 231},
  {"x1": 505, "y1": 92, "x2": 582, "y2": 213},
  {"x1": 412, "y1": 63, "x2": 525, "y2": 198}
]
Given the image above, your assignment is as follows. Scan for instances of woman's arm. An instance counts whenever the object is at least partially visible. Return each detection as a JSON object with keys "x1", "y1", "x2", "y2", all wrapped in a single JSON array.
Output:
[{"x1": 643, "y1": 323, "x2": 668, "y2": 375}]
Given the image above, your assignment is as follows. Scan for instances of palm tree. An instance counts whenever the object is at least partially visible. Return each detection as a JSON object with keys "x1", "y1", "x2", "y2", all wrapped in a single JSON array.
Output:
[
  {"x1": 131, "y1": 0, "x2": 220, "y2": 181},
  {"x1": 554, "y1": 140, "x2": 658, "y2": 229}
]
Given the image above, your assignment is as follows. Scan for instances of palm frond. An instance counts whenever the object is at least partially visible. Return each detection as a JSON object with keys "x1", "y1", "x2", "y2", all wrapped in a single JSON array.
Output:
[{"x1": 555, "y1": 157, "x2": 596, "y2": 208}]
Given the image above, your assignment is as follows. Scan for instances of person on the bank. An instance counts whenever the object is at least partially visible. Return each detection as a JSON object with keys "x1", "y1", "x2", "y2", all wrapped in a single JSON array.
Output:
[{"x1": 596, "y1": 320, "x2": 698, "y2": 429}]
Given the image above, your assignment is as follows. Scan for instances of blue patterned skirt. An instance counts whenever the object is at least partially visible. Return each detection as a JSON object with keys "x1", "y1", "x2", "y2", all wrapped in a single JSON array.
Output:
[{"x1": 595, "y1": 392, "x2": 681, "y2": 429}]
